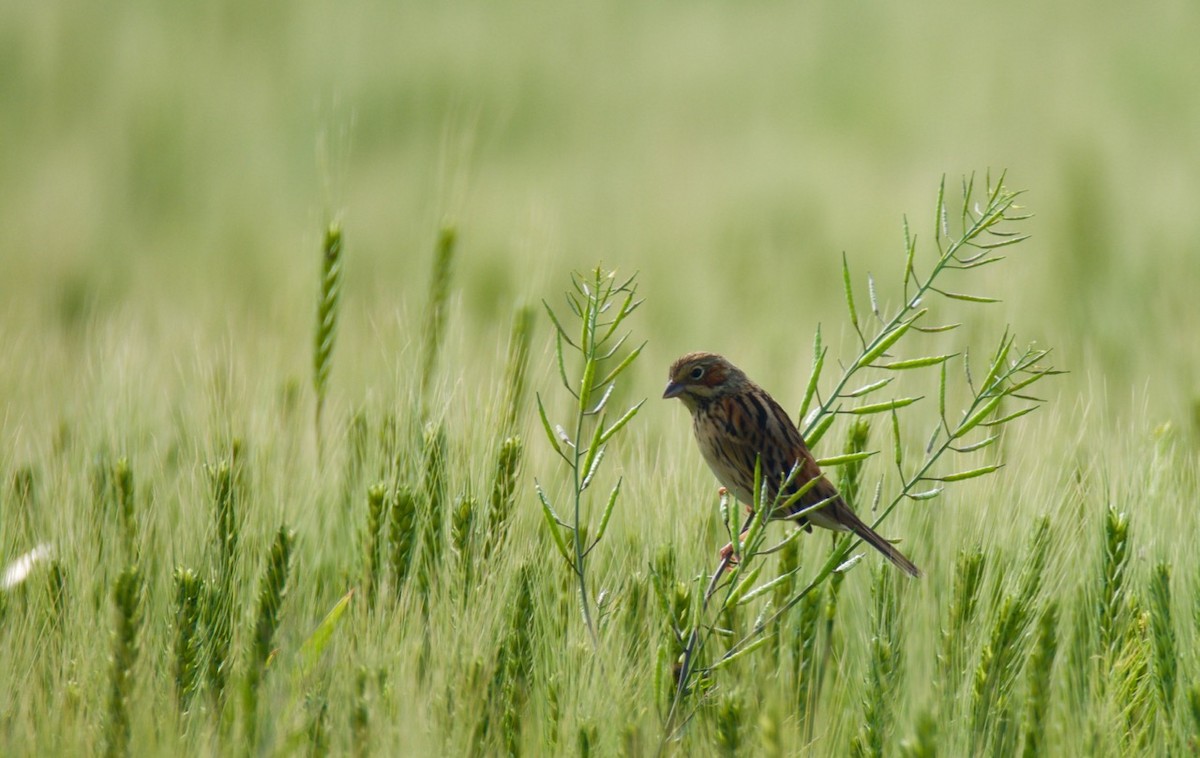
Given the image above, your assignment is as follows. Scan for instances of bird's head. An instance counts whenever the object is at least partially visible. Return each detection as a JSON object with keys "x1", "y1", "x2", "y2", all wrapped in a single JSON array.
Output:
[{"x1": 663, "y1": 352, "x2": 746, "y2": 410}]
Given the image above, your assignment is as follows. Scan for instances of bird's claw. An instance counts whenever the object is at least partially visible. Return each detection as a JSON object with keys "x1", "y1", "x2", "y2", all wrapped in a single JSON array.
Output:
[{"x1": 719, "y1": 542, "x2": 740, "y2": 570}]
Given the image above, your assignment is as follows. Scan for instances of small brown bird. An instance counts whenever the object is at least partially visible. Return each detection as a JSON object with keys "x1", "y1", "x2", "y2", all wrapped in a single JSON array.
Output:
[{"x1": 664, "y1": 352, "x2": 921, "y2": 577}]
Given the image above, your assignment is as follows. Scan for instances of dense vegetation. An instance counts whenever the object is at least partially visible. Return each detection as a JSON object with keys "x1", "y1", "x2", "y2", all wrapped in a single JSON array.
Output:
[{"x1": 3, "y1": 2, "x2": 1199, "y2": 755}]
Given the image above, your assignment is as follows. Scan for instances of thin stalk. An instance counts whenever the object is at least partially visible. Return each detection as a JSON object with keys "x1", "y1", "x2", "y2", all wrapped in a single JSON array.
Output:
[
  {"x1": 573, "y1": 395, "x2": 599, "y2": 647},
  {"x1": 803, "y1": 180, "x2": 1022, "y2": 440},
  {"x1": 538, "y1": 267, "x2": 643, "y2": 650},
  {"x1": 659, "y1": 512, "x2": 754, "y2": 752}
]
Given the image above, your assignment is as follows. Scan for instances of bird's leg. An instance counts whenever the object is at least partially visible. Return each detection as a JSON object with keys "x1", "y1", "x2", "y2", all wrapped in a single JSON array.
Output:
[
  {"x1": 719, "y1": 530, "x2": 751, "y2": 569},
  {"x1": 719, "y1": 540, "x2": 737, "y2": 566}
]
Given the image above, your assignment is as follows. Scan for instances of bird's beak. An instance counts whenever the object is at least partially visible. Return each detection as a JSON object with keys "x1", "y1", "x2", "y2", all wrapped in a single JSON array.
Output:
[{"x1": 662, "y1": 381, "x2": 684, "y2": 399}]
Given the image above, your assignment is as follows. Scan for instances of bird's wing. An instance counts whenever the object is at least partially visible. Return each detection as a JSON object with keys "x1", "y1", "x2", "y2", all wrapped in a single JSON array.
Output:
[{"x1": 742, "y1": 391, "x2": 836, "y2": 516}]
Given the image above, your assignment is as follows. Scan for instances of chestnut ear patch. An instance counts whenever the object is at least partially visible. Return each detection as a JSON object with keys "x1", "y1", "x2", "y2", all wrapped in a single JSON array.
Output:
[{"x1": 702, "y1": 362, "x2": 727, "y2": 386}]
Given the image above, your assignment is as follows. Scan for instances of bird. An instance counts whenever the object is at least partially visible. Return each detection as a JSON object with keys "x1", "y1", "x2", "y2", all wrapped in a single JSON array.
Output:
[{"x1": 663, "y1": 351, "x2": 921, "y2": 577}]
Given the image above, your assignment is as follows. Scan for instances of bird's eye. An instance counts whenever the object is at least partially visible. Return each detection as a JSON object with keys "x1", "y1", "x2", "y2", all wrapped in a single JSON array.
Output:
[{"x1": 689, "y1": 366, "x2": 705, "y2": 380}]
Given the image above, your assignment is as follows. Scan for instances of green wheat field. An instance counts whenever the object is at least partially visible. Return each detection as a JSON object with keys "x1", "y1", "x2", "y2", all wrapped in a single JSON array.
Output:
[{"x1": 3, "y1": 2, "x2": 1200, "y2": 756}]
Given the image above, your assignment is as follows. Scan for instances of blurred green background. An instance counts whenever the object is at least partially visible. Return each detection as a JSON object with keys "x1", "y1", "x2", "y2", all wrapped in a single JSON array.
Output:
[
  {"x1": 2, "y1": 6, "x2": 1199, "y2": 753},
  {"x1": 3, "y1": 0, "x2": 1199, "y2": 439}
]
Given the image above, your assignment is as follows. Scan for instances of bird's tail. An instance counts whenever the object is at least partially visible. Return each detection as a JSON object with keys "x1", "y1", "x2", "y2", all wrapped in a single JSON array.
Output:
[{"x1": 834, "y1": 501, "x2": 922, "y2": 578}]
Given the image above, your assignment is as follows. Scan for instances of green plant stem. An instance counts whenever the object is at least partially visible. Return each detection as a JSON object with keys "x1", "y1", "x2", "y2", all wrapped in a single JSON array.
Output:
[
  {"x1": 538, "y1": 267, "x2": 644, "y2": 650},
  {"x1": 659, "y1": 518, "x2": 749, "y2": 751},
  {"x1": 803, "y1": 178, "x2": 1021, "y2": 441},
  {"x1": 571, "y1": 361, "x2": 601, "y2": 646},
  {"x1": 573, "y1": 426, "x2": 598, "y2": 647},
  {"x1": 574, "y1": 273, "x2": 604, "y2": 643}
]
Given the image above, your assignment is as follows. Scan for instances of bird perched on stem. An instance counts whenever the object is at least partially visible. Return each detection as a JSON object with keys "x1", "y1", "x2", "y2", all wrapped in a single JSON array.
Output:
[{"x1": 663, "y1": 351, "x2": 921, "y2": 577}]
